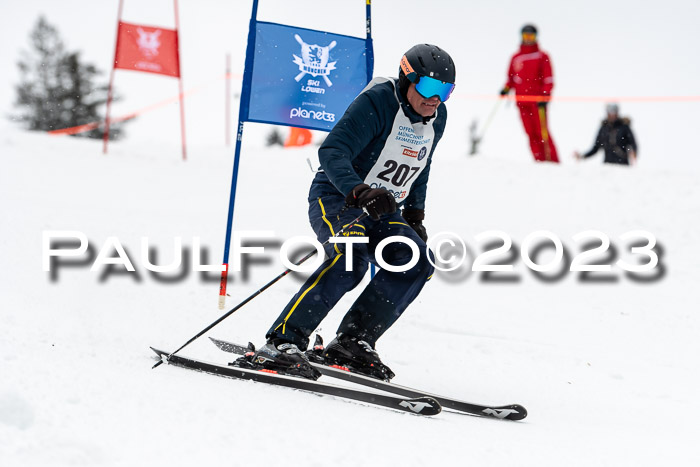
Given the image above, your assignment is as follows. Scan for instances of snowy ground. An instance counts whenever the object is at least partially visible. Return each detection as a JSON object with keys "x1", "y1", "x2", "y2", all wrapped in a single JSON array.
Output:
[
  {"x1": 1, "y1": 121, "x2": 699, "y2": 466},
  {"x1": 2, "y1": 1, "x2": 700, "y2": 466}
]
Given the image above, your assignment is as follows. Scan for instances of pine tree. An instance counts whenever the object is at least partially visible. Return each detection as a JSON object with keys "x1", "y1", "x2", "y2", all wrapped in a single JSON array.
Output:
[{"x1": 13, "y1": 16, "x2": 124, "y2": 139}]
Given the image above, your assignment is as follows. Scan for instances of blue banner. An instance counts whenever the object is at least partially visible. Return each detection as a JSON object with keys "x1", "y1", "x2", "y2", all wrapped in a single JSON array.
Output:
[{"x1": 243, "y1": 21, "x2": 369, "y2": 132}]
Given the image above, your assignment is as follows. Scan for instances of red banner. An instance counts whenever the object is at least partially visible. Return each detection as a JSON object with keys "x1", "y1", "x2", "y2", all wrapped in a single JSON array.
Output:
[{"x1": 114, "y1": 21, "x2": 180, "y2": 77}]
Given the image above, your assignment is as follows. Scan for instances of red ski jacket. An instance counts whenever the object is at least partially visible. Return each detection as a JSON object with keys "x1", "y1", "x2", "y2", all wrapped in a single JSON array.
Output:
[{"x1": 504, "y1": 43, "x2": 554, "y2": 97}]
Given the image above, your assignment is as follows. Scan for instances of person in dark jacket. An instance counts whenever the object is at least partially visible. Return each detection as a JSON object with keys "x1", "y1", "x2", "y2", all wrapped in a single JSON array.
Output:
[
  {"x1": 575, "y1": 103, "x2": 638, "y2": 165},
  {"x1": 234, "y1": 44, "x2": 455, "y2": 381}
]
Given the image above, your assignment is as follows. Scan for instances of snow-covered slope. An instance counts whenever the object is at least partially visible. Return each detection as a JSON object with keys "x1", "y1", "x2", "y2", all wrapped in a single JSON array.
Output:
[
  {"x1": 2, "y1": 0, "x2": 700, "y2": 465},
  {"x1": 1, "y1": 121, "x2": 699, "y2": 466}
]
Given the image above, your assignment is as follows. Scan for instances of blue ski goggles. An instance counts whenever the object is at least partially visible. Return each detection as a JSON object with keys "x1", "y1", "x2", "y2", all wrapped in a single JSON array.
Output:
[
  {"x1": 400, "y1": 55, "x2": 455, "y2": 101},
  {"x1": 414, "y1": 76, "x2": 456, "y2": 102}
]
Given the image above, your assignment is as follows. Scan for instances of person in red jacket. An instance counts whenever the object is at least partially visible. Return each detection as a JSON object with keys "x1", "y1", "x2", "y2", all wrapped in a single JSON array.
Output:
[{"x1": 501, "y1": 24, "x2": 559, "y2": 163}]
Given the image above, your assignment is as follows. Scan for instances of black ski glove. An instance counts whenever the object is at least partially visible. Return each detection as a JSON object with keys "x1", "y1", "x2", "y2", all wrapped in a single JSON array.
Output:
[
  {"x1": 345, "y1": 183, "x2": 397, "y2": 220},
  {"x1": 500, "y1": 86, "x2": 510, "y2": 96},
  {"x1": 402, "y1": 208, "x2": 427, "y2": 242}
]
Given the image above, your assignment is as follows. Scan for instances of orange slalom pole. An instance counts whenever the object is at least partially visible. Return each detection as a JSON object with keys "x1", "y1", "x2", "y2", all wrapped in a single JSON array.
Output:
[
  {"x1": 174, "y1": 0, "x2": 187, "y2": 161},
  {"x1": 103, "y1": 0, "x2": 125, "y2": 154}
]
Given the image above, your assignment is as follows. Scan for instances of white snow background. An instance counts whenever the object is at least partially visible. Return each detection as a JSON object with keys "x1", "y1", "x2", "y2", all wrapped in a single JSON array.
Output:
[{"x1": 1, "y1": 0, "x2": 699, "y2": 466}]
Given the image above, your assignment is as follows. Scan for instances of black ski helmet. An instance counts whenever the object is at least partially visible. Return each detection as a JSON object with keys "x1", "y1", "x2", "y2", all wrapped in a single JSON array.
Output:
[
  {"x1": 521, "y1": 24, "x2": 538, "y2": 35},
  {"x1": 398, "y1": 44, "x2": 455, "y2": 97}
]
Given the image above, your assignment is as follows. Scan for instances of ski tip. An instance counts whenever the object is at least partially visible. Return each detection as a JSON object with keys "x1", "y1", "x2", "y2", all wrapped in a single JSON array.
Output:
[
  {"x1": 481, "y1": 404, "x2": 528, "y2": 421},
  {"x1": 399, "y1": 397, "x2": 442, "y2": 416},
  {"x1": 149, "y1": 347, "x2": 169, "y2": 369}
]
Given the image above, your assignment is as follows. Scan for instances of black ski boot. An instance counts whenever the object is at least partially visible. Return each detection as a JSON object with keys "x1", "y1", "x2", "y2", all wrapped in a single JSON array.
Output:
[
  {"x1": 322, "y1": 334, "x2": 395, "y2": 381},
  {"x1": 232, "y1": 339, "x2": 321, "y2": 380}
]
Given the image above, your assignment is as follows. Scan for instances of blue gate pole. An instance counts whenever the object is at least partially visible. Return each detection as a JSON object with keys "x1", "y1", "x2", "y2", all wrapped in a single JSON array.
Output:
[
  {"x1": 365, "y1": 0, "x2": 374, "y2": 84},
  {"x1": 365, "y1": 0, "x2": 378, "y2": 280},
  {"x1": 218, "y1": 0, "x2": 259, "y2": 309}
]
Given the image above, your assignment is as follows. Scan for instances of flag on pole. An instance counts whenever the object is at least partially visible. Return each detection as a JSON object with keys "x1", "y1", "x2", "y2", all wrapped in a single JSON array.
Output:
[
  {"x1": 242, "y1": 22, "x2": 369, "y2": 131},
  {"x1": 114, "y1": 21, "x2": 180, "y2": 77},
  {"x1": 218, "y1": 0, "x2": 374, "y2": 309}
]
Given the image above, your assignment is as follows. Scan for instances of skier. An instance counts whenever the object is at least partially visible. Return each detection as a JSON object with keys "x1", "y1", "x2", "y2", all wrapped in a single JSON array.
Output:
[
  {"x1": 236, "y1": 44, "x2": 455, "y2": 381},
  {"x1": 500, "y1": 24, "x2": 559, "y2": 163},
  {"x1": 574, "y1": 103, "x2": 638, "y2": 165}
]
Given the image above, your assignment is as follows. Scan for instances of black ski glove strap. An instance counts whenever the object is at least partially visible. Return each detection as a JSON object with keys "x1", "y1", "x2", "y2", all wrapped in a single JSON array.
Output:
[
  {"x1": 345, "y1": 183, "x2": 397, "y2": 220},
  {"x1": 402, "y1": 208, "x2": 428, "y2": 242}
]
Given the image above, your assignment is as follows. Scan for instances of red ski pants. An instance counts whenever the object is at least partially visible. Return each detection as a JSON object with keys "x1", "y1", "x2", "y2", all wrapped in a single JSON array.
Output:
[{"x1": 517, "y1": 101, "x2": 559, "y2": 163}]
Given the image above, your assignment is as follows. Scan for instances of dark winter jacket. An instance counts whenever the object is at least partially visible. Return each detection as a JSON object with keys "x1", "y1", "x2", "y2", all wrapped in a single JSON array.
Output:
[
  {"x1": 582, "y1": 118, "x2": 637, "y2": 165},
  {"x1": 309, "y1": 78, "x2": 447, "y2": 211}
]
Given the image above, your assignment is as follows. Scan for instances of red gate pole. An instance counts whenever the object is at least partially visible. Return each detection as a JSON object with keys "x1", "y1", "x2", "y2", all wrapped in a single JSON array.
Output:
[
  {"x1": 174, "y1": 0, "x2": 187, "y2": 161},
  {"x1": 103, "y1": 0, "x2": 125, "y2": 154}
]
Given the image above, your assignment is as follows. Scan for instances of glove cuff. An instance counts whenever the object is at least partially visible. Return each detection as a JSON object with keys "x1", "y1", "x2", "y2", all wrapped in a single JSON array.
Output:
[{"x1": 402, "y1": 208, "x2": 425, "y2": 223}]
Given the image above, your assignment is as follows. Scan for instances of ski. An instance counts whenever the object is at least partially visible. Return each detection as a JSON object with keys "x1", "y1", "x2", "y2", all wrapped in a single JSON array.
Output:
[
  {"x1": 209, "y1": 337, "x2": 527, "y2": 421},
  {"x1": 150, "y1": 347, "x2": 441, "y2": 416}
]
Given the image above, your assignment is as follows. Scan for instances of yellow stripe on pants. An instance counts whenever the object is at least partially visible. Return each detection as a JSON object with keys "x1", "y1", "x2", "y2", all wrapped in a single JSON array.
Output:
[
  {"x1": 275, "y1": 253, "x2": 344, "y2": 334},
  {"x1": 318, "y1": 197, "x2": 341, "y2": 255},
  {"x1": 538, "y1": 106, "x2": 551, "y2": 161}
]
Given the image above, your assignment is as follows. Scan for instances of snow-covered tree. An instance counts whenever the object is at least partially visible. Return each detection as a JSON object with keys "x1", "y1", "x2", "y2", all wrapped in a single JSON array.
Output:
[{"x1": 13, "y1": 16, "x2": 125, "y2": 139}]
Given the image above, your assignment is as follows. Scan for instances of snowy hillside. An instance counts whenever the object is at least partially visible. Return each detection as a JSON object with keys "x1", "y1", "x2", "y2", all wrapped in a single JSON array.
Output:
[
  {"x1": 2, "y1": 0, "x2": 700, "y2": 466},
  {"x1": 2, "y1": 121, "x2": 699, "y2": 465}
]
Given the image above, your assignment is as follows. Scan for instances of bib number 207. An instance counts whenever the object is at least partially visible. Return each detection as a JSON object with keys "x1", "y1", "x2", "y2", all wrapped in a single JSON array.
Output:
[{"x1": 377, "y1": 160, "x2": 420, "y2": 187}]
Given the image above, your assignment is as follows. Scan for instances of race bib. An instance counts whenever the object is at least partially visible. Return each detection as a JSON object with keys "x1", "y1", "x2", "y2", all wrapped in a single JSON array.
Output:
[{"x1": 363, "y1": 97, "x2": 435, "y2": 202}]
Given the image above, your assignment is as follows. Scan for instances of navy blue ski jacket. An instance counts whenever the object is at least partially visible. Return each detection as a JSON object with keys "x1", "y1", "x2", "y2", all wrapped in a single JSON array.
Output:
[{"x1": 308, "y1": 78, "x2": 447, "y2": 211}]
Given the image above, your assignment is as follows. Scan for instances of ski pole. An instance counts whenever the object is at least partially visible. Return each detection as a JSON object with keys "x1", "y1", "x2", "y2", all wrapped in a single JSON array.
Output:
[
  {"x1": 153, "y1": 210, "x2": 369, "y2": 368},
  {"x1": 469, "y1": 98, "x2": 503, "y2": 155}
]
